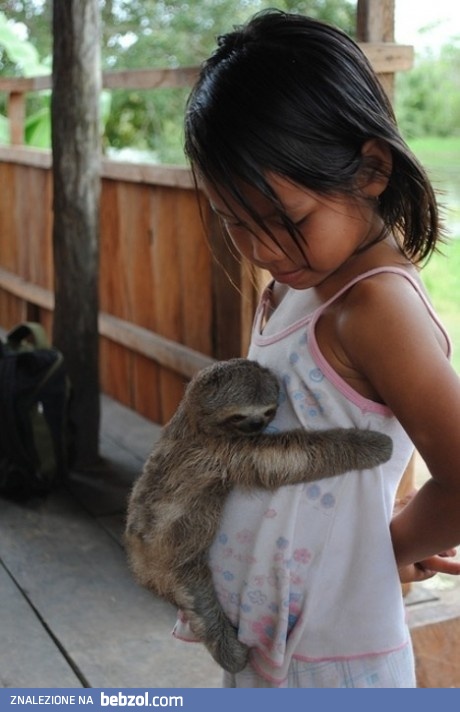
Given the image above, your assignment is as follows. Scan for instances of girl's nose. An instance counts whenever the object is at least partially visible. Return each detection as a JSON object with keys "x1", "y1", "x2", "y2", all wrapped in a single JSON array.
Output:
[{"x1": 250, "y1": 233, "x2": 281, "y2": 264}]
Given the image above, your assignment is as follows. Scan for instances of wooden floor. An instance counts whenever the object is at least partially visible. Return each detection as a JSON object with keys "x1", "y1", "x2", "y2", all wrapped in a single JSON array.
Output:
[
  {"x1": 0, "y1": 396, "x2": 459, "y2": 689},
  {"x1": 0, "y1": 395, "x2": 221, "y2": 689}
]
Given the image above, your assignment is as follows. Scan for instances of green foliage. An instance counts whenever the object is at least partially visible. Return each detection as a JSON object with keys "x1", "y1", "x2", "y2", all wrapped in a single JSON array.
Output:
[
  {"x1": 422, "y1": 239, "x2": 460, "y2": 374},
  {"x1": 407, "y1": 137, "x2": 460, "y2": 232},
  {"x1": 0, "y1": 8, "x2": 111, "y2": 149},
  {"x1": 0, "y1": 9, "x2": 49, "y2": 76},
  {"x1": 25, "y1": 103, "x2": 50, "y2": 147},
  {"x1": 0, "y1": 9, "x2": 50, "y2": 145},
  {"x1": 408, "y1": 135, "x2": 460, "y2": 162},
  {"x1": 411, "y1": 136, "x2": 460, "y2": 373},
  {"x1": 103, "y1": 86, "x2": 189, "y2": 163},
  {"x1": 395, "y1": 42, "x2": 460, "y2": 139},
  {"x1": 100, "y1": 0, "x2": 355, "y2": 72},
  {"x1": 0, "y1": 1, "x2": 51, "y2": 70},
  {"x1": 0, "y1": 112, "x2": 9, "y2": 143}
]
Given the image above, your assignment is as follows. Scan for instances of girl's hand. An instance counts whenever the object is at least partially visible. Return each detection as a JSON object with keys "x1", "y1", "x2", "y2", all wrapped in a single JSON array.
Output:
[
  {"x1": 398, "y1": 550, "x2": 460, "y2": 584},
  {"x1": 394, "y1": 489, "x2": 460, "y2": 583}
]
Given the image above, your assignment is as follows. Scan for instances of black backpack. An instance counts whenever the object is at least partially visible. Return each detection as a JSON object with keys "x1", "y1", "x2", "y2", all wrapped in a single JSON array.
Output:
[{"x1": 0, "y1": 322, "x2": 73, "y2": 500}]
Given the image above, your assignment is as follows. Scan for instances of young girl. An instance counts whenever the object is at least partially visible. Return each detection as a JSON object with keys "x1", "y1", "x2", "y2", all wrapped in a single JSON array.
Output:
[{"x1": 174, "y1": 10, "x2": 460, "y2": 687}]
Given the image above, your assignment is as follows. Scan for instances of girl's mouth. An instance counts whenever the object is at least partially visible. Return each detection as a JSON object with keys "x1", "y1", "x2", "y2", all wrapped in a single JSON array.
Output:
[{"x1": 272, "y1": 267, "x2": 308, "y2": 284}]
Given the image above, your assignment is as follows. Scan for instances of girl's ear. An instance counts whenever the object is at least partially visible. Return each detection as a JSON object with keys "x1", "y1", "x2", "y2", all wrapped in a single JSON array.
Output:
[{"x1": 359, "y1": 138, "x2": 393, "y2": 197}]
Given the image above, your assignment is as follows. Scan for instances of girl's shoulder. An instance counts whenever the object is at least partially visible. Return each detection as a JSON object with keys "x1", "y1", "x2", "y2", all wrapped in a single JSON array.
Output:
[
  {"x1": 319, "y1": 262, "x2": 436, "y2": 344},
  {"x1": 316, "y1": 263, "x2": 450, "y2": 403},
  {"x1": 338, "y1": 265, "x2": 432, "y2": 319},
  {"x1": 328, "y1": 264, "x2": 423, "y2": 307},
  {"x1": 335, "y1": 264, "x2": 448, "y2": 353}
]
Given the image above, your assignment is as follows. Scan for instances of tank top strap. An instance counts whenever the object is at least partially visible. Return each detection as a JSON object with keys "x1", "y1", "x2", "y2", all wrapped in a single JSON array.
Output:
[
  {"x1": 313, "y1": 267, "x2": 415, "y2": 312},
  {"x1": 311, "y1": 266, "x2": 452, "y2": 358}
]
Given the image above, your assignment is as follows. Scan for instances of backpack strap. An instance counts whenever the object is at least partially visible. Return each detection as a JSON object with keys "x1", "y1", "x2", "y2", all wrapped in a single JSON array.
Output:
[
  {"x1": 0, "y1": 353, "x2": 33, "y2": 468},
  {"x1": 7, "y1": 322, "x2": 51, "y2": 351}
]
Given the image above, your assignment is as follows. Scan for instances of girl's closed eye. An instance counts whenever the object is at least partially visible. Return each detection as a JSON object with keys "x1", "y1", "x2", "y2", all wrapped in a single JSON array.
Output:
[{"x1": 293, "y1": 215, "x2": 309, "y2": 228}]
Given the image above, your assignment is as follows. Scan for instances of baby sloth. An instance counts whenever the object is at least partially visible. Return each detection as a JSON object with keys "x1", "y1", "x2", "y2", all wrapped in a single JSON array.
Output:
[{"x1": 125, "y1": 358, "x2": 392, "y2": 673}]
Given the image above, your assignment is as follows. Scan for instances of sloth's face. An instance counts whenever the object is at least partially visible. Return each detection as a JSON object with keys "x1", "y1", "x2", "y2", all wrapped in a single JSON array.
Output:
[
  {"x1": 219, "y1": 403, "x2": 278, "y2": 435},
  {"x1": 186, "y1": 358, "x2": 280, "y2": 436}
]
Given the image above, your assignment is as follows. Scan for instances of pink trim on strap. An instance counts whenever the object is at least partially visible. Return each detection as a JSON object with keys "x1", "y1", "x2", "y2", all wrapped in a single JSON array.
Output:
[{"x1": 253, "y1": 267, "x2": 452, "y2": 415}]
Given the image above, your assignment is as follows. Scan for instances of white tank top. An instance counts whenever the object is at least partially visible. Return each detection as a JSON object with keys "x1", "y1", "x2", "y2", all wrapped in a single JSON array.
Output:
[{"x1": 174, "y1": 267, "x2": 451, "y2": 684}]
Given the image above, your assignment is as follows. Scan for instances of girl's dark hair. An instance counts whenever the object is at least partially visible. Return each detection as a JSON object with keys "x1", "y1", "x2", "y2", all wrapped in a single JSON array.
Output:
[{"x1": 184, "y1": 9, "x2": 441, "y2": 262}]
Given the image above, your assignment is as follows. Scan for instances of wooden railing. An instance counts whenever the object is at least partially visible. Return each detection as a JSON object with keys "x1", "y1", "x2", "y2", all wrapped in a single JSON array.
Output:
[{"x1": 1, "y1": 43, "x2": 413, "y2": 145}]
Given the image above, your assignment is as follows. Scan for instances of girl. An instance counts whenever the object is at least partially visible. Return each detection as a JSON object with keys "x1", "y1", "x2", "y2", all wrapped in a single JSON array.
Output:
[{"x1": 174, "y1": 10, "x2": 460, "y2": 687}]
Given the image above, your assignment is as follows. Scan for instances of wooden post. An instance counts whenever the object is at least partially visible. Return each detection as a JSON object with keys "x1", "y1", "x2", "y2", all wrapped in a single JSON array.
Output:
[
  {"x1": 51, "y1": 0, "x2": 101, "y2": 468},
  {"x1": 356, "y1": 0, "x2": 395, "y2": 100},
  {"x1": 8, "y1": 92, "x2": 25, "y2": 145}
]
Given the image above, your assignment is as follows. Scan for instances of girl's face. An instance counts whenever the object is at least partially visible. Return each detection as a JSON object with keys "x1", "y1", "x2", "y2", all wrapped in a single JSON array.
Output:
[{"x1": 204, "y1": 173, "x2": 384, "y2": 290}]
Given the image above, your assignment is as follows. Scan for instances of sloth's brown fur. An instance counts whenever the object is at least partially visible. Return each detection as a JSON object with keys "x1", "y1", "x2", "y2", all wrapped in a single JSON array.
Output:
[{"x1": 125, "y1": 358, "x2": 392, "y2": 673}]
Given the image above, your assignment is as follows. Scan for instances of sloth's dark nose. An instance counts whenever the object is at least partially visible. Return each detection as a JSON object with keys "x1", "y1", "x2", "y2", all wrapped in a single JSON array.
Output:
[{"x1": 245, "y1": 416, "x2": 265, "y2": 432}]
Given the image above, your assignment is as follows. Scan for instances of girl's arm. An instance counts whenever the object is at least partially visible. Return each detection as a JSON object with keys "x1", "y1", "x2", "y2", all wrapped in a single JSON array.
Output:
[
  {"x1": 393, "y1": 491, "x2": 460, "y2": 582},
  {"x1": 338, "y1": 273, "x2": 460, "y2": 573}
]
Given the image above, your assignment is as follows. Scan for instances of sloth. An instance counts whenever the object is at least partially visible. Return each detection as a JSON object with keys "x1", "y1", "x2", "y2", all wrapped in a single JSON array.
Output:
[{"x1": 125, "y1": 358, "x2": 392, "y2": 673}]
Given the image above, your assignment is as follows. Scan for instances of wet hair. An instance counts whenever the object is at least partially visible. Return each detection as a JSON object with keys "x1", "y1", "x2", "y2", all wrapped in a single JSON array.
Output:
[{"x1": 184, "y1": 9, "x2": 441, "y2": 263}]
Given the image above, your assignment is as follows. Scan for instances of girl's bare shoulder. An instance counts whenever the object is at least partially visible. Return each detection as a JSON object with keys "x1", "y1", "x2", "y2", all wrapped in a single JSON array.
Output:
[
  {"x1": 338, "y1": 266, "x2": 446, "y2": 357},
  {"x1": 319, "y1": 264, "x2": 449, "y2": 403}
]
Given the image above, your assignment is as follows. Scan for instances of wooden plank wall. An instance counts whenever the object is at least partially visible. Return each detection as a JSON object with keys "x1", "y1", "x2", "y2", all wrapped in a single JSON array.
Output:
[
  {"x1": 0, "y1": 160, "x2": 54, "y2": 331},
  {"x1": 0, "y1": 152, "x2": 261, "y2": 423},
  {"x1": 99, "y1": 180, "x2": 212, "y2": 423}
]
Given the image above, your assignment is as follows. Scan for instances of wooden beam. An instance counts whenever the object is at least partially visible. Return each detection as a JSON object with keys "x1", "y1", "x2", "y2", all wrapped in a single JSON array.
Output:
[
  {"x1": 99, "y1": 313, "x2": 214, "y2": 378},
  {"x1": 0, "y1": 145, "x2": 52, "y2": 169},
  {"x1": 360, "y1": 43, "x2": 413, "y2": 74},
  {"x1": 0, "y1": 146, "x2": 195, "y2": 188},
  {"x1": 102, "y1": 66, "x2": 200, "y2": 90},
  {"x1": 0, "y1": 267, "x2": 213, "y2": 378},
  {"x1": 100, "y1": 158, "x2": 195, "y2": 188},
  {"x1": 0, "y1": 268, "x2": 53, "y2": 311},
  {"x1": 0, "y1": 75, "x2": 52, "y2": 92},
  {"x1": 0, "y1": 44, "x2": 412, "y2": 97},
  {"x1": 0, "y1": 67, "x2": 198, "y2": 93}
]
